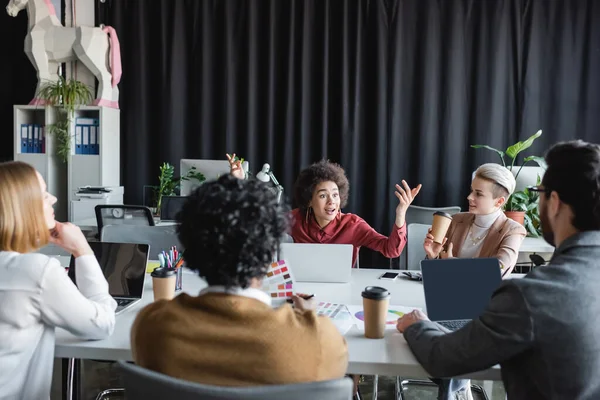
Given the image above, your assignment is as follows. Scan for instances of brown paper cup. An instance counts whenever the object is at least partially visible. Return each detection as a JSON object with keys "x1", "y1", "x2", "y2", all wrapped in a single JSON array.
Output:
[
  {"x1": 151, "y1": 267, "x2": 177, "y2": 301},
  {"x1": 431, "y1": 212, "x2": 452, "y2": 244},
  {"x1": 361, "y1": 286, "x2": 391, "y2": 339},
  {"x1": 152, "y1": 276, "x2": 176, "y2": 301},
  {"x1": 363, "y1": 297, "x2": 390, "y2": 338}
]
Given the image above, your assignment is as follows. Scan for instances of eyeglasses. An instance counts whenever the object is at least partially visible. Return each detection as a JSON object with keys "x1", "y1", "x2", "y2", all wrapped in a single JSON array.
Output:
[{"x1": 527, "y1": 185, "x2": 550, "y2": 194}]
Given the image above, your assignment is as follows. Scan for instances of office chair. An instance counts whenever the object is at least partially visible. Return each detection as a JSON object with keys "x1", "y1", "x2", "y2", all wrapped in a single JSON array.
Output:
[
  {"x1": 405, "y1": 205, "x2": 462, "y2": 226},
  {"x1": 118, "y1": 361, "x2": 353, "y2": 400},
  {"x1": 406, "y1": 223, "x2": 431, "y2": 270},
  {"x1": 393, "y1": 205, "x2": 461, "y2": 269},
  {"x1": 101, "y1": 225, "x2": 182, "y2": 260},
  {"x1": 94, "y1": 205, "x2": 154, "y2": 236}
]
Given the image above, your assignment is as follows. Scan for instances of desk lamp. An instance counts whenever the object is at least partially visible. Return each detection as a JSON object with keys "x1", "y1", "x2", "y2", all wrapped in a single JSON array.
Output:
[{"x1": 256, "y1": 163, "x2": 283, "y2": 204}]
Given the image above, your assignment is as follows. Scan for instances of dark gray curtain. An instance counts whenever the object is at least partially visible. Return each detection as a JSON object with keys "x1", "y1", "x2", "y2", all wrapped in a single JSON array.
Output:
[{"x1": 3, "y1": 0, "x2": 599, "y2": 266}]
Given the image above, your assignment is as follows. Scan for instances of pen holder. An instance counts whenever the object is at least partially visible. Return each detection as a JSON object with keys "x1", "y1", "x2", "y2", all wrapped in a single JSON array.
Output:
[{"x1": 175, "y1": 267, "x2": 183, "y2": 291}]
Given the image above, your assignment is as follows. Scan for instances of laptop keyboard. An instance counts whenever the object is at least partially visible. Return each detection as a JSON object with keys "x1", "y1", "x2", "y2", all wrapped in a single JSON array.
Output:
[{"x1": 437, "y1": 320, "x2": 469, "y2": 331}]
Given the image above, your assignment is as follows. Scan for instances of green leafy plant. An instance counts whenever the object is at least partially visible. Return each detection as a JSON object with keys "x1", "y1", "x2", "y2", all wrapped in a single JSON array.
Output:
[
  {"x1": 154, "y1": 162, "x2": 206, "y2": 214},
  {"x1": 523, "y1": 185, "x2": 542, "y2": 237},
  {"x1": 471, "y1": 130, "x2": 546, "y2": 236},
  {"x1": 36, "y1": 77, "x2": 94, "y2": 162},
  {"x1": 471, "y1": 130, "x2": 546, "y2": 179}
]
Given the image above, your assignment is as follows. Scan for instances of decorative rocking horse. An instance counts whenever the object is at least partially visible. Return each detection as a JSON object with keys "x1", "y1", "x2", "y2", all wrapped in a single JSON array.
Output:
[{"x1": 6, "y1": 0, "x2": 122, "y2": 108}]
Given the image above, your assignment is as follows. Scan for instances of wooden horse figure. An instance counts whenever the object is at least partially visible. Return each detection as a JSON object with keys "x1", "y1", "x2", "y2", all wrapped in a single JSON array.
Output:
[{"x1": 6, "y1": 0, "x2": 122, "y2": 108}]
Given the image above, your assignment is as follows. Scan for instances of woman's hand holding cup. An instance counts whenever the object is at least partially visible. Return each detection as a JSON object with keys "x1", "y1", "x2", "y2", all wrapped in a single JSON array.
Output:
[{"x1": 423, "y1": 228, "x2": 446, "y2": 259}]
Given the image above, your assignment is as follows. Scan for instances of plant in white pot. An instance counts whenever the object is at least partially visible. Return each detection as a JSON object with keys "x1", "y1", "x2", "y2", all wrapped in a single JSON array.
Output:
[{"x1": 471, "y1": 130, "x2": 546, "y2": 236}]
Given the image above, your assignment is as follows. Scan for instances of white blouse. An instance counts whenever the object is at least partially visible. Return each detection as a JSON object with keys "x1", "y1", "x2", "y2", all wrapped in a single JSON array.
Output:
[
  {"x1": 458, "y1": 208, "x2": 503, "y2": 259},
  {"x1": 0, "y1": 252, "x2": 117, "y2": 400}
]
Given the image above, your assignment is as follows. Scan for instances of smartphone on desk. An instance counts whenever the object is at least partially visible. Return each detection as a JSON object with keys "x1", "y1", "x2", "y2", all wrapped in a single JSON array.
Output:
[{"x1": 378, "y1": 271, "x2": 400, "y2": 281}]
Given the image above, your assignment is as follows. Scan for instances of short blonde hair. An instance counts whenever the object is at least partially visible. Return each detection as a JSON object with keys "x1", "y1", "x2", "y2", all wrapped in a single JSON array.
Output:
[
  {"x1": 474, "y1": 163, "x2": 516, "y2": 198},
  {"x1": 0, "y1": 162, "x2": 49, "y2": 253}
]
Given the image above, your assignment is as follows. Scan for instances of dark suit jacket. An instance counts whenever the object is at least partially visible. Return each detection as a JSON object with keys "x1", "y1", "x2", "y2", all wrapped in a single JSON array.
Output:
[
  {"x1": 443, "y1": 212, "x2": 527, "y2": 276},
  {"x1": 404, "y1": 231, "x2": 600, "y2": 400}
]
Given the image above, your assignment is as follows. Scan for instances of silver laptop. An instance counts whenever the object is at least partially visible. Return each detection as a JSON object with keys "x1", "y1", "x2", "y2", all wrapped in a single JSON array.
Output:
[
  {"x1": 420, "y1": 258, "x2": 502, "y2": 331},
  {"x1": 279, "y1": 243, "x2": 353, "y2": 283},
  {"x1": 69, "y1": 242, "x2": 149, "y2": 315}
]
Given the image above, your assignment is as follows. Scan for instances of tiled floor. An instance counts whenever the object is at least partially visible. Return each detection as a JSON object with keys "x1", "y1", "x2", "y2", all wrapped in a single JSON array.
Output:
[{"x1": 51, "y1": 360, "x2": 506, "y2": 400}]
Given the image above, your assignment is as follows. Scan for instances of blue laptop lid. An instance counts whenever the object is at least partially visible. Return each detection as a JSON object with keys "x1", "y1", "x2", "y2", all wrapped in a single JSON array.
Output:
[{"x1": 421, "y1": 258, "x2": 502, "y2": 322}]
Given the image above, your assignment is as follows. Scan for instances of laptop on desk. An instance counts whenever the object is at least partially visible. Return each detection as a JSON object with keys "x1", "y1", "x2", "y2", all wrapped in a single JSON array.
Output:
[
  {"x1": 420, "y1": 258, "x2": 502, "y2": 331},
  {"x1": 68, "y1": 242, "x2": 150, "y2": 315},
  {"x1": 279, "y1": 243, "x2": 353, "y2": 283}
]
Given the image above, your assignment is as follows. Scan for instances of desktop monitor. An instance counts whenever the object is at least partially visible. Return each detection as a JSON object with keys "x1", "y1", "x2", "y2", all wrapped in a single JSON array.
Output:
[
  {"x1": 180, "y1": 159, "x2": 249, "y2": 196},
  {"x1": 160, "y1": 195, "x2": 186, "y2": 221}
]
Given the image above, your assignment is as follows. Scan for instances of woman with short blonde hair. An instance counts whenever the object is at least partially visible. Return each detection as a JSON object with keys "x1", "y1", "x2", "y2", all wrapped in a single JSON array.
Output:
[
  {"x1": 424, "y1": 163, "x2": 527, "y2": 275},
  {"x1": 0, "y1": 161, "x2": 117, "y2": 400}
]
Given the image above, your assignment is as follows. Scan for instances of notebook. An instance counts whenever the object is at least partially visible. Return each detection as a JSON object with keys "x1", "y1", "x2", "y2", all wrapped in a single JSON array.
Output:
[{"x1": 68, "y1": 242, "x2": 150, "y2": 315}]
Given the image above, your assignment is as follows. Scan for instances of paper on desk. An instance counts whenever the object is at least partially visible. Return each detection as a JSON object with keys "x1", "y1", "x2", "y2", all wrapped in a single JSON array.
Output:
[
  {"x1": 316, "y1": 302, "x2": 354, "y2": 335},
  {"x1": 346, "y1": 304, "x2": 422, "y2": 331}
]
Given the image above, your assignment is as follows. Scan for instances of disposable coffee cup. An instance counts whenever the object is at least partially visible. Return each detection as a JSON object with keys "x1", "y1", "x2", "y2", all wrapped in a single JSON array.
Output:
[
  {"x1": 151, "y1": 267, "x2": 176, "y2": 301},
  {"x1": 431, "y1": 211, "x2": 453, "y2": 244},
  {"x1": 361, "y1": 286, "x2": 391, "y2": 339}
]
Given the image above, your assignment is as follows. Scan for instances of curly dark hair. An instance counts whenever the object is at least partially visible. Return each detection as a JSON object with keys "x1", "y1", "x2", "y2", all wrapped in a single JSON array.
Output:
[
  {"x1": 542, "y1": 140, "x2": 600, "y2": 231},
  {"x1": 293, "y1": 159, "x2": 350, "y2": 213},
  {"x1": 177, "y1": 175, "x2": 289, "y2": 288}
]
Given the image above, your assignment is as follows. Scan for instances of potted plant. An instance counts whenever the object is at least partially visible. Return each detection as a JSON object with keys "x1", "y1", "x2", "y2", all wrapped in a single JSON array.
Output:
[
  {"x1": 471, "y1": 130, "x2": 546, "y2": 235},
  {"x1": 36, "y1": 77, "x2": 93, "y2": 163},
  {"x1": 154, "y1": 162, "x2": 206, "y2": 215}
]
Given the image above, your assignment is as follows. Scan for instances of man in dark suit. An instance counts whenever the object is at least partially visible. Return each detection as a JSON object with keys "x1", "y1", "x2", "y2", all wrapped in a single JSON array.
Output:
[{"x1": 397, "y1": 140, "x2": 600, "y2": 400}]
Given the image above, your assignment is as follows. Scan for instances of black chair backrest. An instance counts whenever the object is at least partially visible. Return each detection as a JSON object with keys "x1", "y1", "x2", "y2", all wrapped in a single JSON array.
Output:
[{"x1": 94, "y1": 205, "x2": 155, "y2": 236}]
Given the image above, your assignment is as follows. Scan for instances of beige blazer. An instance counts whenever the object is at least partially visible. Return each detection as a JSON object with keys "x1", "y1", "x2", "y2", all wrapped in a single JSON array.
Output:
[{"x1": 443, "y1": 212, "x2": 527, "y2": 276}]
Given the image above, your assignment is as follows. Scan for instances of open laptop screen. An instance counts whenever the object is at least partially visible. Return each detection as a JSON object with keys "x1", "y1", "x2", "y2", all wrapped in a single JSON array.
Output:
[{"x1": 68, "y1": 242, "x2": 149, "y2": 299}]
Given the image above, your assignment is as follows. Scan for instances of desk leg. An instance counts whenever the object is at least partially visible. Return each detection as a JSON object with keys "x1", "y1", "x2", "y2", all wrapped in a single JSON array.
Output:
[
  {"x1": 372, "y1": 374, "x2": 379, "y2": 400},
  {"x1": 62, "y1": 358, "x2": 82, "y2": 400}
]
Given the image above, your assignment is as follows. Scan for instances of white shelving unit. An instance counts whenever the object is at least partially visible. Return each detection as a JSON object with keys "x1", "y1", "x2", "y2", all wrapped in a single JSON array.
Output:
[
  {"x1": 67, "y1": 106, "x2": 121, "y2": 221},
  {"x1": 13, "y1": 105, "x2": 68, "y2": 221},
  {"x1": 13, "y1": 105, "x2": 121, "y2": 222}
]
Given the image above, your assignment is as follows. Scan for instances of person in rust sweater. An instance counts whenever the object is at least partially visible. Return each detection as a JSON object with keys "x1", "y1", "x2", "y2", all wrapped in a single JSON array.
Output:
[
  {"x1": 131, "y1": 175, "x2": 348, "y2": 386},
  {"x1": 228, "y1": 154, "x2": 422, "y2": 267}
]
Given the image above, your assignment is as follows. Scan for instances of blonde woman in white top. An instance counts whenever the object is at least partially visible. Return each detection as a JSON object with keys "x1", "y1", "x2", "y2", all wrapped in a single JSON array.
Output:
[
  {"x1": 0, "y1": 161, "x2": 116, "y2": 400},
  {"x1": 423, "y1": 163, "x2": 527, "y2": 276}
]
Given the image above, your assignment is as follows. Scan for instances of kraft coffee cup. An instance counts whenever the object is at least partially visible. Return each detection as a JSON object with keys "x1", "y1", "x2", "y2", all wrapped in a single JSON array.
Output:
[
  {"x1": 431, "y1": 211, "x2": 453, "y2": 244},
  {"x1": 361, "y1": 286, "x2": 391, "y2": 339},
  {"x1": 151, "y1": 267, "x2": 176, "y2": 301}
]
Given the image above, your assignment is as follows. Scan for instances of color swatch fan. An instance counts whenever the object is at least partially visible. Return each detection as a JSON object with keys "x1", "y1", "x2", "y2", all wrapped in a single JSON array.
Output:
[{"x1": 262, "y1": 260, "x2": 296, "y2": 301}]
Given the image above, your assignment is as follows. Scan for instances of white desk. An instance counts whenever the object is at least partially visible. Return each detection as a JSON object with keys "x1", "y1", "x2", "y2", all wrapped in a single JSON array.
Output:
[
  {"x1": 73, "y1": 218, "x2": 177, "y2": 231},
  {"x1": 520, "y1": 237, "x2": 554, "y2": 253},
  {"x1": 54, "y1": 267, "x2": 501, "y2": 380}
]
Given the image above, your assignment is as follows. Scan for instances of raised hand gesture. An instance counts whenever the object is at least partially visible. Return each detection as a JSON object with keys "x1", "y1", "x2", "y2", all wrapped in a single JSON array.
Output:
[
  {"x1": 394, "y1": 180, "x2": 422, "y2": 227},
  {"x1": 226, "y1": 153, "x2": 245, "y2": 180}
]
